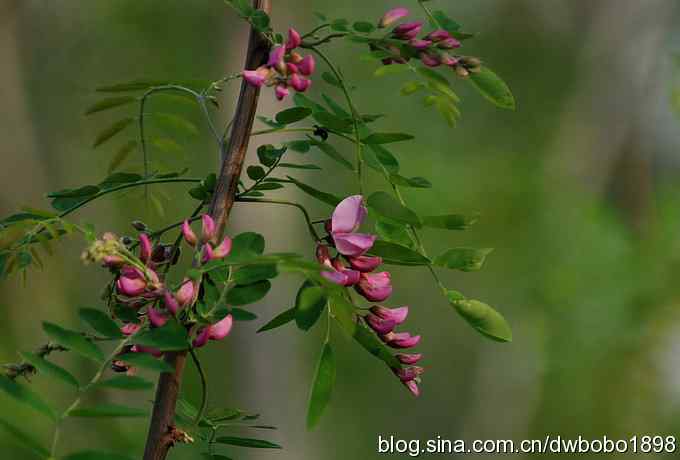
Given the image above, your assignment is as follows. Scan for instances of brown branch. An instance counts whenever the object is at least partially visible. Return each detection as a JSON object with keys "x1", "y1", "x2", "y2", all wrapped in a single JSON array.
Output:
[{"x1": 142, "y1": 2, "x2": 272, "y2": 459}]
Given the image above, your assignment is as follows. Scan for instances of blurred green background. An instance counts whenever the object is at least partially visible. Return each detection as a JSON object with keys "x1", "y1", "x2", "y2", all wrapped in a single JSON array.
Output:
[{"x1": 2, "y1": 0, "x2": 680, "y2": 458}]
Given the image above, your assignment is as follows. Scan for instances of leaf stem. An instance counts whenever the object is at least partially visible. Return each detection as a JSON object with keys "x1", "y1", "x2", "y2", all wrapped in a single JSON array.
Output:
[
  {"x1": 235, "y1": 197, "x2": 321, "y2": 242},
  {"x1": 189, "y1": 348, "x2": 208, "y2": 427}
]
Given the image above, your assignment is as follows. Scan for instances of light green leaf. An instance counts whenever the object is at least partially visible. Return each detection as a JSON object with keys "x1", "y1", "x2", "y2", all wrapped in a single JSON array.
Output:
[
  {"x1": 434, "y1": 248, "x2": 493, "y2": 271},
  {"x1": 226, "y1": 280, "x2": 271, "y2": 306},
  {"x1": 362, "y1": 133, "x2": 414, "y2": 144},
  {"x1": 223, "y1": 232, "x2": 265, "y2": 263},
  {"x1": 422, "y1": 214, "x2": 479, "y2": 230},
  {"x1": 367, "y1": 192, "x2": 421, "y2": 227},
  {"x1": 307, "y1": 342, "x2": 335, "y2": 429},
  {"x1": 374, "y1": 65, "x2": 410, "y2": 77},
  {"x1": 84, "y1": 96, "x2": 136, "y2": 115},
  {"x1": 364, "y1": 144, "x2": 400, "y2": 174},
  {"x1": 93, "y1": 118, "x2": 134, "y2": 148},
  {"x1": 389, "y1": 174, "x2": 432, "y2": 188},
  {"x1": 19, "y1": 351, "x2": 79, "y2": 388},
  {"x1": 69, "y1": 403, "x2": 147, "y2": 418},
  {"x1": 214, "y1": 436, "x2": 281, "y2": 449},
  {"x1": 277, "y1": 163, "x2": 321, "y2": 170},
  {"x1": 311, "y1": 140, "x2": 354, "y2": 171},
  {"x1": 108, "y1": 140, "x2": 137, "y2": 173},
  {"x1": 116, "y1": 352, "x2": 173, "y2": 372},
  {"x1": 231, "y1": 308, "x2": 257, "y2": 321},
  {"x1": 321, "y1": 71, "x2": 342, "y2": 88},
  {"x1": 295, "y1": 281, "x2": 327, "y2": 331},
  {"x1": 449, "y1": 295, "x2": 512, "y2": 342},
  {"x1": 94, "y1": 375, "x2": 154, "y2": 391},
  {"x1": 234, "y1": 264, "x2": 278, "y2": 285},
  {"x1": 42, "y1": 321, "x2": 104, "y2": 363},
  {"x1": 132, "y1": 321, "x2": 188, "y2": 351},
  {"x1": 469, "y1": 66, "x2": 516, "y2": 110},
  {"x1": 286, "y1": 176, "x2": 341, "y2": 206},
  {"x1": 368, "y1": 240, "x2": 429, "y2": 266},
  {"x1": 257, "y1": 307, "x2": 296, "y2": 333},
  {"x1": 79, "y1": 308, "x2": 123, "y2": 339},
  {"x1": 352, "y1": 21, "x2": 375, "y2": 33},
  {"x1": 351, "y1": 322, "x2": 402, "y2": 369},
  {"x1": 313, "y1": 111, "x2": 353, "y2": 132},
  {"x1": 153, "y1": 112, "x2": 199, "y2": 136},
  {"x1": 0, "y1": 416, "x2": 50, "y2": 457},
  {"x1": 275, "y1": 107, "x2": 312, "y2": 125},
  {"x1": 0, "y1": 376, "x2": 56, "y2": 420}
]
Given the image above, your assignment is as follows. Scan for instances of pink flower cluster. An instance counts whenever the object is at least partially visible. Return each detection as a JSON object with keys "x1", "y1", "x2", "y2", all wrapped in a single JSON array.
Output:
[
  {"x1": 242, "y1": 28, "x2": 316, "y2": 100},
  {"x1": 316, "y1": 195, "x2": 391, "y2": 302},
  {"x1": 377, "y1": 7, "x2": 481, "y2": 77},
  {"x1": 317, "y1": 195, "x2": 424, "y2": 395}
]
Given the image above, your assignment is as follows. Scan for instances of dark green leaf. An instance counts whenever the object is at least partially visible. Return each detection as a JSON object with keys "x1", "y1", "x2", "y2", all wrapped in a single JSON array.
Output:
[
  {"x1": 48, "y1": 185, "x2": 100, "y2": 198},
  {"x1": 95, "y1": 375, "x2": 154, "y2": 391},
  {"x1": 257, "y1": 307, "x2": 296, "y2": 333},
  {"x1": 434, "y1": 248, "x2": 493, "y2": 271},
  {"x1": 362, "y1": 132, "x2": 414, "y2": 144},
  {"x1": 367, "y1": 192, "x2": 421, "y2": 227},
  {"x1": 374, "y1": 65, "x2": 410, "y2": 77},
  {"x1": 42, "y1": 321, "x2": 104, "y2": 363},
  {"x1": 278, "y1": 162, "x2": 321, "y2": 170},
  {"x1": 253, "y1": 182, "x2": 283, "y2": 191},
  {"x1": 99, "y1": 172, "x2": 143, "y2": 189},
  {"x1": 321, "y1": 71, "x2": 342, "y2": 88},
  {"x1": 286, "y1": 176, "x2": 341, "y2": 206},
  {"x1": 224, "y1": 232, "x2": 265, "y2": 263},
  {"x1": 0, "y1": 416, "x2": 50, "y2": 457},
  {"x1": 432, "y1": 10, "x2": 461, "y2": 32},
  {"x1": 321, "y1": 94, "x2": 350, "y2": 118},
  {"x1": 256, "y1": 144, "x2": 286, "y2": 167},
  {"x1": 214, "y1": 436, "x2": 281, "y2": 449},
  {"x1": 0, "y1": 376, "x2": 56, "y2": 420},
  {"x1": 69, "y1": 403, "x2": 147, "y2": 418},
  {"x1": 231, "y1": 308, "x2": 258, "y2": 321},
  {"x1": 85, "y1": 96, "x2": 136, "y2": 115},
  {"x1": 374, "y1": 219, "x2": 412, "y2": 247},
  {"x1": 275, "y1": 107, "x2": 312, "y2": 124},
  {"x1": 307, "y1": 342, "x2": 335, "y2": 429},
  {"x1": 313, "y1": 111, "x2": 353, "y2": 132},
  {"x1": 352, "y1": 322, "x2": 402, "y2": 368},
  {"x1": 93, "y1": 118, "x2": 134, "y2": 148},
  {"x1": 96, "y1": 79, "x2": 168, "y2": 92},
  {"x1": 234, "y1": 264, "x2": 278, "y2": 285},
  {"x1": 368, "y1": 240, "x2": 430, "y2": 266},
  {"x1": 132, "y1": 321, "x2": 188, "y2": 351},
  {"x1": 469, "y1": 67, "x2": 516, "y2": 110},
  {"x1": 449, "y1": 295, "x2": 512, "y2": 342},
  {"x1": 62, "y1": 450, "x2": 135, "y2": 460},
  {"x1": 422, "y1": 214, "x2": 479, "y2": 230},
  {"x1": 250, "y1": 10, "x2": 271, "y2": 32},
  {"x1": 226, "y1": 280, "x2": 271, "y2": 306},
  {"x1": 389, "y1": 174, "x2": 432, "y2": 188},
  {"x1": 295, "y1": 281, "x2": 327, "y2": 331},
  {"x1": 116, "y1": 352, "x2": 173, "y2": 372},
  {"x1": 286, "y1": 140, "x2": 311, "y2": 153},
  {"x1": 79, "y1": 308, "x2": 123, "y2": 339},
  {"x1": 293, "y1": 93, "x2": 327, "y2": 113},
  {"x1": 353, "y1": 21, "x2": 375, "y2": 33},
  {"x1": 19, "y1": 351, "x2": 79, "y2": 388},
  {"x1": 330, "y1": 18, "x2": 349, "y2": 31},
  {"x1": 364, "y1": 144, "x2": 400, "y2": 174},
  {"x1": 311, "y1": 140, "x2": 354, "y2": 171},
  {"x1": 247, "y1": 165, "x2": 266, "y2": 180}
]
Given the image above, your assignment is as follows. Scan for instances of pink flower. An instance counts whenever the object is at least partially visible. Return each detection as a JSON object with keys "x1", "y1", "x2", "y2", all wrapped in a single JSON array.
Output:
[
  {"x1": 243, "y1": 66, "x2": 270, "y2": 87},
  {"x1": 409, "y1": 39, "x2": 432, "y2": 50},
  {"x1": 393, "y1": 21, "x2": 423, "y2": 40},
  {"x1": 286, "y1": 28, "x2": 302, "y2": 50},
  {"x1": 212, "y1": 236, "x2": 232, "y2": 259},
  {"x1": 333, "y1": 233, "x2": 375, "y2": 260},
  {"x1": 267, "y1": 45, "x2": 286, "y2": 72},
  {"x1": 383, "y1": 331, "x2": 421, "y2": 349},
  {"x1": 139, "y1": 233, "x2": 152, "y2": 264},
  {"x1": 163, "y1": 290, "x2": 180, "y2": 315},
  {"x1": 182, "y1": 220, "x2": 197, "y2": 246},
  {"x1": 396, "y1": 353, "x2": 422, "y2": 365},
  {"x1": 437, "y1": 38, "x2": 461, "y2": 49},
  {"x1": 370, "y1": 305, "x2": 408, "y2": 324},
  {"x1": 394, "y1": 366, "x2": 424, "y2": 382},
  {"x1": 441, "y1": 54, "x2": 459, "y2": 66},
  {"x1": 116, "y1": 268, "x2": 147, "y2": 297},
  {"x1": 420, "y1": 52, "x2": 441, "y2": 67},
  {"x1": 176, "y1": 279, "x2": 197, "y2": 307},
  {"x1": 365, "y1": 314, "x2": 397, "y2": 335},
  {"x1": 275, "y1": 84, "x2": 289, "y2": 100},
  {"x1": 347, "y1": 255, "x2": 383, "y2": 272},
  {"x1": 379, "y1": 7, "x2": 410, "y2": 28},
  {"x1": 201, "y1": 244, "x2": 214, "y2": 264},
  {"x1": 298, "y1": 55, "x2": 315, "y2": 76},
  {"x1": 131, "y1": 345, "x2": 162, "y2": 358},
  {"x1": 103, "y1": 255, "x2": 125, "y2": 268},
  {"x1": 287, "y1": 62, "x2": 299, "y2": 74},
  {"x1": 404, "y1": 379, "x2": 420, "y2": 397},
  {"x1": 425, "y1": 29, "x2": 451, "y2": 42},
  {"x1": 147, "y1": 306, "x2": 168, "y2": 328},
  {"x1": 193, "y1": 314, "x2": 233, "y2": 348},
  {"x1": 355, "y1": 271, "x2": 392, "y2": 302},
  {"x1": 317, "y1": 245, "x2": 360, "y2": 286},
  {"x1": 201, "y1": 215, "x2": 216, "y2": 242},
  {"x1": 331, "y1": 195, "x2": 366, "y2": 233},
  {"x1": 120, "y1": 323, "x2": 141, "y2": 336},
  {"x1": 290, "y1": 73, "x2": 311, "y2": 92}
]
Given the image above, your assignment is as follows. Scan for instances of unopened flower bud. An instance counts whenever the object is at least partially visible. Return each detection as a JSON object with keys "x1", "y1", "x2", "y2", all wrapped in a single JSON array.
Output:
[
  {"x1": 275, "y1": 84, "x2": 290, "y2": 101},
  {"x1": 298, "y1": 55, "x2": 316, "y2": 76},
  {"x1": 182, "y1": 220, "x2": 197, "y2": 246},
  {"x1": 365, "y1": 313, "x2": 397, "y2": 335},
  {"x1": 286, "y1": 28, "x2": 302, "y2": 50},
  {"x1": 379, "y1": 7, "x2": 410, "y2": 28},
  {"x1": 131, "y1": 220, "x2": 148, "y2": 232},
  {"x1": 201, "y1": 215, "x2": 216, "y2": 242}
]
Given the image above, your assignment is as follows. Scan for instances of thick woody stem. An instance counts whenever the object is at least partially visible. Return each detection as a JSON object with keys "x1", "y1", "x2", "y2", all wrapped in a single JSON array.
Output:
[{"x1": 142, "y1": 2, "x2": 271, "y2": 459}]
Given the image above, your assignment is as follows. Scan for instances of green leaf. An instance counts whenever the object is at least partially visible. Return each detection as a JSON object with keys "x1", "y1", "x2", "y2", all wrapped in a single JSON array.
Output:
[
  {"x1": 99, "y1": 172, "x2": 143, "y2": 188},
  {"x1": 108, "y1": 140, "x2": 137, "y2": 173},
  {"x1": 257, "y1": 307, "x2": 296, "y2": 333},
  {"x1": 321, "y1": 94, "x2": 350, "y2": 118},
  {"x1": 250, "y1": 10, "x2": 271, "y2": 32},
  {"x1": 234, "y1": 264, "x2": 278, "y2": 285},
  {"x1": 422, "y1": 214, "x2": 479, "y2": 230},
  {"x1": 247, "y1": 165, "x2": 266, "y2": 180},
  {"x1": 132, "y1": 321, "x2": 189, "y2": 351},
  {"x1": 285, "y1": 140, "x2": 311, "y2": 153},
  {"x1": 431, "y1": 10, "x2": 461, "y2": 32},
  {"x1": 434, "y1": 248, "x2": 493, "y2": 271},
  {"x1": 152, "y1": 112, "x2": 199, "y2": 136},
  {"x1": 257, "y1": 144, "x2": 286, "y2": 167},
  {"x1": 231, "y1": 308, "x2": 258, "y2": 321},
  {"x1": 224, "y1": 232, "x2": 265, "y2": 263},
  {"x1": 401, "y1": 81, "x2": 425, "y2": 95},
  {"x1": 116, "y1": 352, "x2": 173, "y2": 372},
  {"x1": 362, "y1": 132, "x2": 414, "y2": 144},
  {"x1": 19, "y1": 351, "x2": 79, "y2": 388},
  {"x1": 69, "y1": 403, "x2": 147, "y2": 418},
  {"x1": 42, "y1": 321, "x2": 104, "y2": 363},
  {"x1": 321, "y1": 71, "x2": 342, "y2": 88},
  {"x1": 367, "y1": 192, "x2": 421, "y2": 227},
  {"x1": 95, "y1": 375, "x2": 154, "y2": 391},
  {"x1": 353, "y1": 21, "x2": 375, "y2": 33},
  {"x1": 469, "y1": 66, "x2": 516, "y2": 110},
  {"x1": 389, "y1": 174, "x2": 432, "y2": 188},
  {"x1": 330, "y1": 18, "x2": 349, "y2": 31},
  {"x1": 0, "y1": 376, "x2": 56, "y2": 420},
  {"x1": 307, "y1": 342, "x2": 335, "y2": 429},
  {"x1": 313, "y1": 111, "x2": 353, "y2": 133},
  {"x1": 352, "y1": 322, "x2": 402, "y2": 368},
  {"x1": 79, "y1": 308, "x2": 123, "y2": 339},
  {"x1": 275, "y1": 107, "x2": 312, "y2": 124},
  {"x1": 286, "y1": 176, "x2": 341, "y2": 206},
  {"x1": 368, "y1": 240, "x2": 429, "y2": 266},
  {"x1": 93, "y1": 117, "x2": 134, "y2": 148},
  {"x1": 226, "y1": 280, "x2": 271, "y2": 306},
  {"x1": 0, "y1": 416, "x2": 50, "y2": 457},
  {"x1": 293, "y1": 93, "x2": 327, "y2": 113},
  {"x1": 253, "y1": 182, "x2": 283, "y2": 191},
  {"x1": 62, "y1": 450, "x2": 135, "y2": 460},
  {"x1": 311, "y1": 140, "x2": 354, "y2": 171},
  {"x1": 84, "y1": 96, "x2": 136, "y2": 115},
  {"x1": 449, "y1": 295, "x2": 512, "y2": 342},
  {"x1": 215, "y1": 436, "x2": 281, "y2": 449},
  {"x1": 278, "y1": 163, "x2": 321, "y2": 170},
  {"x1": 374, "y1": 65, "x2": 410, "y2": 77},
  {"x1": 96, "y1": 79, "x2": 168, "y2": 92},
  {"x1": 295, "y1": 281, "x2": 327, "y2": 331},
  {"x1": 364, "y1": 144, "x2": 400, "y2": 174}
]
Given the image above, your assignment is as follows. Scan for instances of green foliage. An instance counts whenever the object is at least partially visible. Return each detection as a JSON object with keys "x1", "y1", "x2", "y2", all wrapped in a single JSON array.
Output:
[
  {"x1": 294, "y1": 280, "x2": 327, "y2": 331},
  {"x1": 226, "y1": 280, "x2": 271, "y2": 306},
  {"x1": 116, "y1": 353, "x2": 173, "y2": 372},
  {"x1": 275, "y1": 107, "x2": 312, "y2": 124},
  {"x1": 307, "y1": 342, "x2": 335, "y2": 429},
  {"x1": 94, "y1": 375, "x2": 154, "y2": 391},
  {"x1": 79, "y1": 308, "x2": 124, "y2": 339},
  {"x1": 369, "y1": 240, "x2": 429, "y2": 266},
  {"x1": 18, "y1": 352, "x2": 79, "y2": 388},
  {"x1": 214, "y1": 436, "x2": 281, "y2": 449},
  {"x1": 286, "y1": 176, "x2": 341, "y2": 206},
  {"x1": 257, "y1": 307, "x2": 296, "y2": 333},
  {"x1": 422, "y1": 214, "x2": 478, "y2": 230},
  {"x1": 469, "y1": 67, "x2": 516, "y2": 110},
  {"x1": 0, "y1": 376, "x2": 57, "y2": 420},
  {"x1": 0, "y1": 416, "x2": 50, "y2": 457},
  {"x1": 434, "y1": 248, "x2": 493, "y2": 271},
  {"x1": 449, "y1": 295, "x2": 512, "y2": 342},
  {"x1": 42, "y1": 322, "x2": 104, "y2": 363},
  {"x1": 367, "y1": 192, "x2": 421, "y2": 227},
  {"x1": 132, "y1": 321, "x2": 189, "y2": 351},
  {"x1": 62, "y1": 451, "x2": 135, "y2": 460},
  {"x1": 69, "y1": 403, "x2": 147, "y2": 418}
]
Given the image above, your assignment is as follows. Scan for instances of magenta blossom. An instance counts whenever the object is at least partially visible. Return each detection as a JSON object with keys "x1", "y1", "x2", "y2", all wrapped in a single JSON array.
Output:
[
  {"x1": 330, "y1": 195, "x2": 376, "y2": 257},
  {"x1": 355, "y1": 271, "x2": 392, "y2": 302},
  {"x1": 392, "y1": 21, "x2": 423, "y2": 40},
  {"x1": 317, "y1": 245, "x2": 360, "y2": 286},
  {"x1": 347, "y1": 254, "x2": 383, "y2": 272},
  {"x1": 396, "y1": 353, "x2": 423, "y2": 365},
  {"x1": 379, "y1": 7, "x2": 410, "y2": 28},
  {"x1": 286, "y1": 28, "x2": 301, "y2": 50},
  {"x1": 365, "y1": 314, "x2": 397, "y2": 335},
  {"x1": 201, "y1": 215, "x2": 216, "y2": 242},
  {"x1": 182, "y1": 220, "x2": 198, "y2": 246},
  {"x1": 193, "y1": 314, "x2": 234, "y2": 348},
  {"x1": 370, "y1": 305, "x2": 408, "y2": 324},
  {"x1": 383, "y1": 331, "x2": 421, "y2": 349}
]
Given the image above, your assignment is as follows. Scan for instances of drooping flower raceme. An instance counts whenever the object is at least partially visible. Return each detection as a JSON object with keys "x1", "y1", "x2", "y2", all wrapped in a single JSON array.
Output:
[{"x1": 242, "y1": 28, "x2": 316, "y2": 100}]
